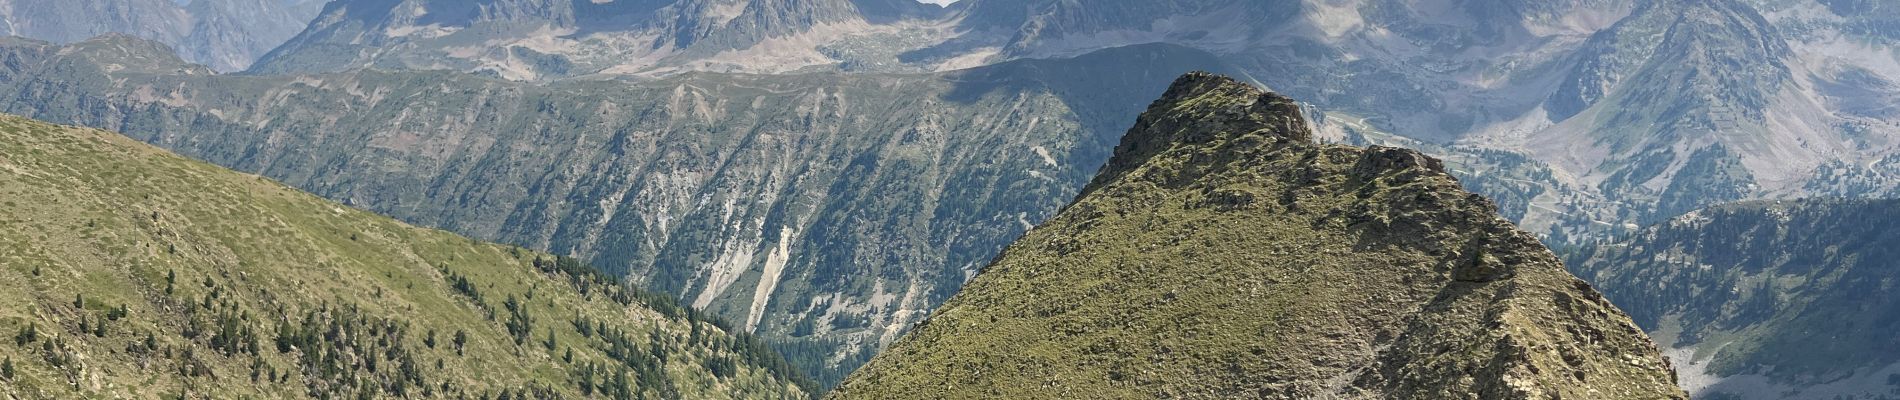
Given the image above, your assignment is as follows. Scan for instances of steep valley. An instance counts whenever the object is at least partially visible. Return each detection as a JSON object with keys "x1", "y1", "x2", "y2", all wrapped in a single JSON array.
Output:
[{"x1": 1570, "y1": 198, "x2": 1900, "y2": 399}]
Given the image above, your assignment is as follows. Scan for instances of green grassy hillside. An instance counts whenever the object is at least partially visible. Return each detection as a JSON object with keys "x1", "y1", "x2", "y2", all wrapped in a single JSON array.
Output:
[
  {"x1": 831, "y1": 73, "x2": 1685, "y2": 399},
  {"x1": 0, "y1": 114, "x2": 808, "y2": 399}
]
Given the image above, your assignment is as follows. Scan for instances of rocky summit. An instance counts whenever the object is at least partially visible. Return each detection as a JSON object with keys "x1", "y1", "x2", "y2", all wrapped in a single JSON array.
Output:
[{"x1": 830, "y1": 73, "x2": 1686, "y2": 399}]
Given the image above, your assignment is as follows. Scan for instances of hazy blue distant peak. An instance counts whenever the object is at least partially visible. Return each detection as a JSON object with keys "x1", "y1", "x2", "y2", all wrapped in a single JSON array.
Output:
[{"x1": 0, "y1": 0, "x2": 324, "y2": 71}]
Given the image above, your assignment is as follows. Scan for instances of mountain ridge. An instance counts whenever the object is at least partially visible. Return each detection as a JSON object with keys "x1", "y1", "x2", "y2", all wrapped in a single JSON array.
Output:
[{"x1": 831, "y1": 72, "x2": 1685, "y2": 399}]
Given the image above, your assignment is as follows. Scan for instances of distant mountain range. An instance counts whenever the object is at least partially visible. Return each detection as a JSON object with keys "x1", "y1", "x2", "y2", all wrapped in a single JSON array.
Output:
[
  {"x1": 248, "y1": 0, "x2": 947, "y2": 79},
  {"x1": 0, "y1": 0, "x2": 325, "y2": 71},
  {"x1": 236, "y1": 0, "x2": 1900, "y2": 240}
]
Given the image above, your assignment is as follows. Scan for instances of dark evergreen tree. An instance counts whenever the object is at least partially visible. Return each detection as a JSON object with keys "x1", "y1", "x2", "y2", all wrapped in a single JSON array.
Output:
[{"x1": 12, "y1": 323, "x2": 35, "y2": 346}]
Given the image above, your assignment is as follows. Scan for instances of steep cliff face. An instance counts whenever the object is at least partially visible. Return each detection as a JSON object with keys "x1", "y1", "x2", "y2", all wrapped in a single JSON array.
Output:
[
  {"x1": 831, "y1": 73, "x2": 1685, "y2": 399},
  {"x1": 1569, "y1": 198, "x2": 1900, "y2": 399}
]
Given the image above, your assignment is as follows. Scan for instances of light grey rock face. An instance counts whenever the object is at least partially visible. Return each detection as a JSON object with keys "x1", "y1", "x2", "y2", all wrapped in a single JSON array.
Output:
[{"x1": 0, "y1": 0, "x2": 324, "y2": 71}]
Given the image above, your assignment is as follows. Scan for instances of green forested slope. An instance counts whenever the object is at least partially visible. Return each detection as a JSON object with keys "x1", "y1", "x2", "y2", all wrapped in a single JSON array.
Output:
[
  {"x1": 0, "y1": 114, "x2": 807, "y2": 399},
  {"x1": 1569, "y1": 198, "x2": 1900, "y2": 398},
  {"x1": 831, "y1": 73, "x2": 1685, "y2": 399},
  {"x1": 0, "y1": 34, "x2": 1244, "y2": 385}
]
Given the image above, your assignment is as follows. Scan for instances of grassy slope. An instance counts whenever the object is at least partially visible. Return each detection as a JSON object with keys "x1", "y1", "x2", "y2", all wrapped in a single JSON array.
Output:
[
  {"x1": 832, "y1": 73, "x2": 1685, "y2": 399},
  {"x1": 0, "y1": 114, "x2": 806, "y2": 399},
  {"x1": 0, "y1": 35, "x2": 1248, "y2": 387}
]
